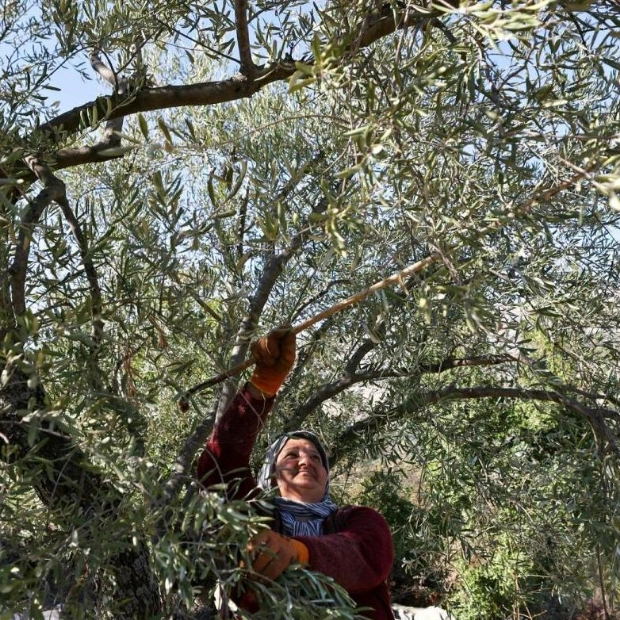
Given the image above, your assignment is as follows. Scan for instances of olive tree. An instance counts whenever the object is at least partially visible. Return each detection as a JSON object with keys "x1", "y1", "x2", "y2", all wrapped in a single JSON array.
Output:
[{"x1": 1, "y1": 0, "x2": 620, "y2": 617}]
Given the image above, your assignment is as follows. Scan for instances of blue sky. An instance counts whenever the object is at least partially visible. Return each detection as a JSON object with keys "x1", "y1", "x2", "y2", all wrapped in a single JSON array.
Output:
[
  {"x1": 0, "y1": 2, "x2": 103, "y2": 120},
  {"x1": 49, "y1": 64, "x2": 105, "y2": 114}
]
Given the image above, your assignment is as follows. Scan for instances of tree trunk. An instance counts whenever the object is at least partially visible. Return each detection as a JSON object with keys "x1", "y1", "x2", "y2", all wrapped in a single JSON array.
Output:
[{"x1": 0, "y1": 362, "x2": 162, "y2": 617}]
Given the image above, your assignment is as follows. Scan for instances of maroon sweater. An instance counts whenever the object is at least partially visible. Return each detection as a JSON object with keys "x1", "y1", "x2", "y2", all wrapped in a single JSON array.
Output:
[{"x1": 197, "y1": 386, "x2": 395, "y2": 620}]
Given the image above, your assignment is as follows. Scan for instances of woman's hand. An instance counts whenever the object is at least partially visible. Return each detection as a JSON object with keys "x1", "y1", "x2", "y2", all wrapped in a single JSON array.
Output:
[
  {"x1": 247, "y1": 530, "x2": 309, "y2": 580},
  {"x1": 249, "y1": 329, "x2": 296, "y2": 396}
]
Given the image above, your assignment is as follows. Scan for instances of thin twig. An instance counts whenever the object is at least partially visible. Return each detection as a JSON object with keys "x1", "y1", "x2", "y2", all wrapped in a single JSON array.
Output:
[
  {"x1": 596, "y1": 544, "x2": 610, "y2": 620},
  {"x1": 57, "y1": 198, "x2": 104, "y2": 346}
]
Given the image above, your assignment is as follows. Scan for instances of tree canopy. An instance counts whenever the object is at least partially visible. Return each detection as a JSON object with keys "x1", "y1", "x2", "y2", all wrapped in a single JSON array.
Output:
[{"x1": 1, "y1": 0, "x2": 620, "y2": 618}]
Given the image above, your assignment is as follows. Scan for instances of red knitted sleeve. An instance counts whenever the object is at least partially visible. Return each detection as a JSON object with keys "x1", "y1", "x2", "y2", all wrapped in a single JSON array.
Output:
[
  {"x1": 294, "y1": 506, "x2": 394, "y2": 593},
  {"x1": 196, "y1": 386, "x2": 275, "y2": 500}
]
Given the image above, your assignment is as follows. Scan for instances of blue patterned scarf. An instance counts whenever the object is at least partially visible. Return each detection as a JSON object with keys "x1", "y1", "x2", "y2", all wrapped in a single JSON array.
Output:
[{"x1": 274, "y1": 496, "x2": 338, "y2": 536}]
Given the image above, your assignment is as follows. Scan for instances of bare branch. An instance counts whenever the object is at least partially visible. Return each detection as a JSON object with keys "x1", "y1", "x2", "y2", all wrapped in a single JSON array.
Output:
[
  {"x1": 54, "y1": 133, "x2": 128, "y2": 169},
  {"x1": 234, "y1": 0, "x2": 255, "y2": 75},
  {"x1": 351, "y1": 3, "x2": 439, "y2": 52},
  {"x1": 38, "y1": 69, "x2": 280, "y2": 147},
  {"x1": 42, "y1": 50, "x2": 130, "y2": 173},
  {"x1": 215, "y1": 232, "x2": 305, "y2": 419},
  {"x1": 344, "y1": 340, "x2": 376, "y2": 375},
  {"x1": 283, "y1": 374, "x2": 356, "y2": 433},
  {"x1": 285, "y1": 351, "x2": 602, "y2": 433},
  {"x1": 236, "y1": 192, "x2": 249, "y2": 262},
  {"x1": 331, "y1": 385, "x2": 620, "y2": 466},
  {"x1": 90, "y1": 49, "x2": 119, "y2": 87},
  {"x1": 159, "y1": 406, "x2": 217, "y2": 507},
  {"x1": 213, "y1": 160, "x2": 330, "y2": 418},
  {"x1": 9, "y1": 157, "x2": 106, "y2": 349}
]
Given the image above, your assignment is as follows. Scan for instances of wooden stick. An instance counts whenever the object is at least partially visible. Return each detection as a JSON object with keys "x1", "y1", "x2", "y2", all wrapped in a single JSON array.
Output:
[
  {"x1": 177, "y1": 253, "x2": 439, "y2": 411},
  {"x1": 290, "y1": 253, "x2": 438, "y2": 334}
]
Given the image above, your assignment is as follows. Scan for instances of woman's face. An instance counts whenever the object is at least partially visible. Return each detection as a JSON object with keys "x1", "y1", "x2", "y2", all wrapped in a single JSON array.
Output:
[{"x1": 275, "y1": 438, "x2": 328, "y2": 503}]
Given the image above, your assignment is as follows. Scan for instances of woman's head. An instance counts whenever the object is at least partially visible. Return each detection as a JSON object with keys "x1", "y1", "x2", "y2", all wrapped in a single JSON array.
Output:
[{"x1": 258, "y1": 431, "x2": 330, "y2": 503}]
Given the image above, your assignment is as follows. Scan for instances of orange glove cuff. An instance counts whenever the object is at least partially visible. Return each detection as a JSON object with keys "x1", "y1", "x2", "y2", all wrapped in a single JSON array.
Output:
[
  {"x1": 249, "y1": 373, "x2": 281, "y2": 397},
  {"x1": 291, "y1": 539, "x2": 309, "y2": 565}
]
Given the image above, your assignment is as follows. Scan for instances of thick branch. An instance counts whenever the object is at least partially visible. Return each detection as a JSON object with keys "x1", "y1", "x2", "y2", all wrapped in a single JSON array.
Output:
[
  {"x1": 90, "y1": 49, "x2": 120, "y2": 87},
  {"x1": 159, "y1": 405, "x2": 217, "y2": 508},
  {"x1": 215, "y1": 162, "x2": 329, "y2": 418},
  {"x1": 170, "y1": 175, "x2": 334, "y2": 501},
  {"x1": 0, "y1": 363, "x2": 161, "y2": 615},
  {"x1": 10, "y1": 158, "x2": 66, "y2": 316},
  {"x1": 35, "y1": 5, "x2": 449, "y2": 159},
  {"x1": 0, "y1": 363, "x2": 109, "y2": 510},
  {"x1": 215, "y1": 235, "x2": 304, "y2": 419},
  {"x1": 344, "y1": 340, "x2": 376, "y2": 375},
  {"x1": 284, "y1": 374, "x2": 356, "y2": 434},
  {"x1": 48, "y1": 53, "x2": 127, "y2": 170},
  {"x1": 40, "y1": 69, "x2": 286, "y2": 147},
  {"x1": 351, "y1": 3, "x2": 432, "y2": 51},
  {"x1": 285, "y1": 354, "x2": 515, "y2": 431},
  {"x1": 7, "y1": 51, "x2": 122, "y2": 325}
]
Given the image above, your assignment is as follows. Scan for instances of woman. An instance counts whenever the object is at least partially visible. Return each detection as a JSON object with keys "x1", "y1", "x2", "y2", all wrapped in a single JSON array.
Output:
[{"x1": 197, "y1": 329, "x2": 395, "y2": 620}]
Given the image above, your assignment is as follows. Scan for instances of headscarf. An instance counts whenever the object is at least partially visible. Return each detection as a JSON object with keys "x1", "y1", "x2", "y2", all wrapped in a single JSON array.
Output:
[{"x1": 257, "y1": 430, "x2": 337, "y2": 537}]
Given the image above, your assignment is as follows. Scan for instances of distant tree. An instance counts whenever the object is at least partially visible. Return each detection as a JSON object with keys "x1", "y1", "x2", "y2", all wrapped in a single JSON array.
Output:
[{"x1": 1, "y1": 0, "x2": 619, "y2": 617}]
